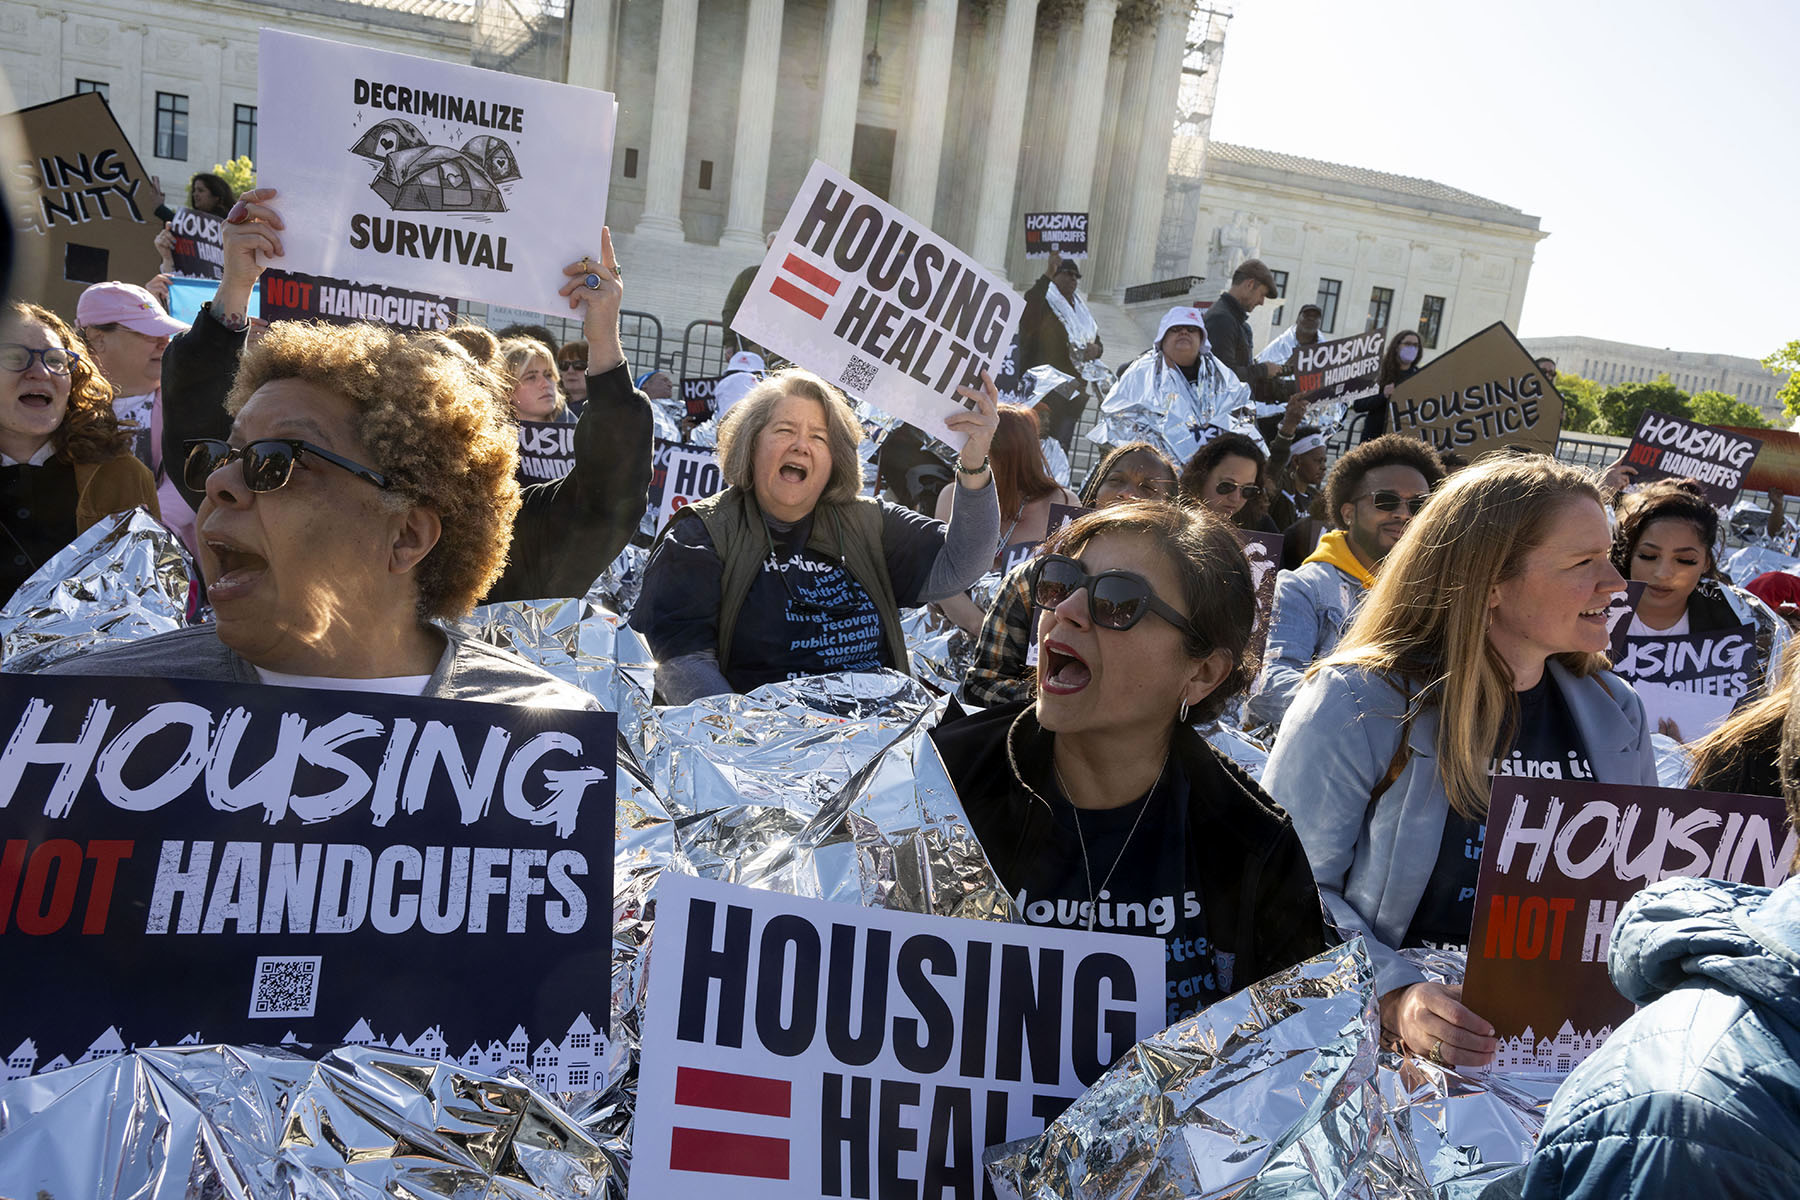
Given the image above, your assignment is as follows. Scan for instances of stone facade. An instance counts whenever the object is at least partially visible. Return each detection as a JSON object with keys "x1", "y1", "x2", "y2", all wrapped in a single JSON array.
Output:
[{"x1": 1523, "y1": 335, "x2": 1790, "y2": 423}]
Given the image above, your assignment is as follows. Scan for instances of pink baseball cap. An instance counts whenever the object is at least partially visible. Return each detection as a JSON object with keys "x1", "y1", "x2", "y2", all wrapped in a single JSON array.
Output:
[{"x1": 75, "y1": 282, "x2": 188, "y2": 337}]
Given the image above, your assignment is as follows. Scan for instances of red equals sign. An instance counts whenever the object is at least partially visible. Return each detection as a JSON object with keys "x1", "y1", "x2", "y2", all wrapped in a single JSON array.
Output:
[
  {"x1": 668, "y1": 1065, "x2": 793, "y2": 1180},
  {"x1": 770, "y1": 253, "x2": 840, "y2": 320}
]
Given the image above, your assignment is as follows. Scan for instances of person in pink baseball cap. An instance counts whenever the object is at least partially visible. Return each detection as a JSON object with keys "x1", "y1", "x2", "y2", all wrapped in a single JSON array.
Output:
[{"x1": 75, "y1": 280, "x2": 196, "y2": 553}]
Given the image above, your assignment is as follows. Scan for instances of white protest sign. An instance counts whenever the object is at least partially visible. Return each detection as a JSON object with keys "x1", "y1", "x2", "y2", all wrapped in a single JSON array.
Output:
[
  {"x1": 730, "y1": 160, "x2": 1023, "y2": 451},
  {"x1": 656, "y1": 445, "x2": 725, "y2": 531},
  {"x1": 632, "y1": 874, "x2": 1164, "y2": 1199},
  {"x1": 258, "y1": 30, "x2": 616, "y2": 314}
]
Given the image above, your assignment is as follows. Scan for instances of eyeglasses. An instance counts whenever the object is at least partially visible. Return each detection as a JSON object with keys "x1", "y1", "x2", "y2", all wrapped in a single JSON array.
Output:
[
  {"x1": 1214, "y1": 480, "x2": 1264, "y2": 501},
  {"x1": 1355, "y1": 490, "x2": 1431, "y2": 516},
  {"x1": 183, "y1": 438, "x2": 392, "y2": 494},
  {"x1": 0, "y1": 344, "x2": 79, "y2": 375},
  {"x1": 559, "y1": 359, "x2": 586, "y2": 372},
  {"x1": 1031, "y1": 553, "x2": 1189, "y2": 631}
]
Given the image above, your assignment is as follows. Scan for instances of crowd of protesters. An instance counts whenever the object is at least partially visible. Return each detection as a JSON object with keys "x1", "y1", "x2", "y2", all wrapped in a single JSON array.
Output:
[{"x1": 6, "y1": 176, "x2": 1800, "y2": 1197}]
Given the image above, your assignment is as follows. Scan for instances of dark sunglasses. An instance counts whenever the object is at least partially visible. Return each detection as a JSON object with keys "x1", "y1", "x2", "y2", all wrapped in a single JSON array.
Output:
[
  {"x1": 559, "y1": 359, "x2": 587, "y2": 372},
  {"x1": 1031, "y1": 553, "x2": 1188, "y2": 631},
  {"x1": 1356, "y1": 489, "x2": 1431, "y2": 515},
  {"x1": 0, "y1": 344, "x2": 79, "y2": 375},
  {"x1": 1214, "y1": 480, "x2": 1263, "y2": 501},
  {"x1": 183, "y1": 438, "x2": 392, "y2": 494}
]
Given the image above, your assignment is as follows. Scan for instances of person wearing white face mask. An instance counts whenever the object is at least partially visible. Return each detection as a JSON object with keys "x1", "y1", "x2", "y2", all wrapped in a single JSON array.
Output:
[{"x1": 1357, "y1": 330, "x2": 1426, "y2": 443}]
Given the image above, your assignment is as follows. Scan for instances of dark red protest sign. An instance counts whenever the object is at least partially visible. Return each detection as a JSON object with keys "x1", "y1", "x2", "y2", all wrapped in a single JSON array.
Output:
[
  {"x1": 1624, "y1": 410, "x2": 1761, "y2": 508},
  {"x1": 259, "y1": 268, "x2": 455, "y2": 329},
  {"x1": 1464, "y1": 778, "x2": 1792, "y2": 1074},
  {"x1": 1720, "y1": 424, "x2": 1800, "y2": 496}
]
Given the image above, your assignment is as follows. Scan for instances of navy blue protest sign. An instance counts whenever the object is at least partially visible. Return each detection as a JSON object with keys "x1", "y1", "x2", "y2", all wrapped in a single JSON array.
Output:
[
  {"x1": 517, "y1": 419, "x2": 576, "y2": 483},
  {"x1": 1610, "y1": 621, "x2": 1758, "y2": 741},
  {"x1": 1624, "y1": 410, "x2": 1762, "y2": 509},
  {"x1": 167, "y1": 206, "x2": 225, "y2": 279},
  {"x1": 1023, "y1": 212, "x2": 1088, "y2": 259},
  {"x1": 0, "y1": 674, "x2": 614, "y2": 1078},
  {"x1": 681, "y1": 376, "x2": 722, "y2": 422},
  {"x1": 260, "y1": 267, "x2": 455, "y2": 330}
]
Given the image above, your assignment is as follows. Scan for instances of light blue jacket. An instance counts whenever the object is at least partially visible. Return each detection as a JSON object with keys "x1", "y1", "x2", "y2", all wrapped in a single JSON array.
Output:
[
  {"x1": 1516, "y1": 876, "x2": 1800, "y2": 1199},
  {"x1": 1263, "y1": 660, "x2": 1658, "y2": 995},
  {"x1": 1249, "y1": 561, "x2": 1364, "y2": 727}
]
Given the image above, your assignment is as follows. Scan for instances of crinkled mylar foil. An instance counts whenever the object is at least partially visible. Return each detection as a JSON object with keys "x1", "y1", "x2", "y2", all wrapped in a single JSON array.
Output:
[
  {"x1": 1042, "y1": 436, "x2": 1072, "y2": 489},
  {"x1": 1722, "y1": 541, "x2": 1800, "y2": 584},
  {"x1": 899, "y1": 570, "x2": 1006, "y2": 694},
  {"x1": 1653, "y1": 731, "x2": 1694, "y2": 788},
  {"x1": 1199, "y1": 719, "x2": 1271, "y2": 783},
  {"x1": 1257, "y1": 325, "x2": 1300, "y2": 367},
  {"x1": 586, "y1": 544, "x2": 649, "y2": 618},
  {"x1": 0, "y1": 506, "x2": 197, "y2": 673},
  {"x1": 1087, "y1": 351, "x2": 1262, "y2": 465},
  {"x1": 0, "y1": 1043, "x2": 618, "y2": 1200}
]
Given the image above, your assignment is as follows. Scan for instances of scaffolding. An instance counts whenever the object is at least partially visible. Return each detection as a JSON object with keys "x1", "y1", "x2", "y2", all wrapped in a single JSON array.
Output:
[
  {"x1": 471, "y1": 0, "x2": 567, "y2": 80},
  {"x1": 1154, "y1": 4, "x2": 1232, "y2": 281}
]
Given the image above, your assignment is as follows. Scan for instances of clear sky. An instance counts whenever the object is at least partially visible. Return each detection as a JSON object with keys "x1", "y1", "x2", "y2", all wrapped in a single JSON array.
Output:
[{"x1": 1206, "y1": 0, "x2": 1798, "y2": 363}]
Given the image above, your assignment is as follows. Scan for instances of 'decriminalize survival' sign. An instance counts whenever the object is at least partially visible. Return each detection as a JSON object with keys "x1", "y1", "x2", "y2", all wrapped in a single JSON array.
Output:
[
  {"x1": 0, "y1": 674, "x2": 615, "y2": 1078},
  {"x1": 730, "y1": 160, "x2": 1024, "y2": 451},
  {"x1": 631, "y1": 874, "x2": 1164, "y2": 1200}
]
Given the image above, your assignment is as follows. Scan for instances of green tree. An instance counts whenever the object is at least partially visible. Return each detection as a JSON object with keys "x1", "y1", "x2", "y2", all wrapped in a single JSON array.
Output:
[
  {"x1": 210, "y1": 156, "x2": 256, "y2": 197},
  {"x1": 1765, "y1": 340, "x2": 1800, "y2": 420},
  {"x1": 1595, "y1": 377, "x2": 1690, "y2": 438},
  {"x1": 1688, "y1": 389, "x2": 1771, "y2": 430},
  {"x1": 1550, "y1": 373, "x2": 1604, "y2": 433}
]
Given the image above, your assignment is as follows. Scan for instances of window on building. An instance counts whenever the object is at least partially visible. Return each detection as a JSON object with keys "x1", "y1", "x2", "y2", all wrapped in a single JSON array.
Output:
[
  {"x1": 1418, "y1": 295, "x2": 1445, "y2": 349},
  {"x1": 155, "y1": 92, "x2": 188, "y2": 161},
  {"x1": 1315, "y1": 278, "x2": 1341, "y2": 334},
  {"x1": 1366, "y1": 286, "x2": 1393, "y2": 334},
  {"x1": 232, "y1": 104, "x2": 257, "y2": 162},
  {"x1": 697, "y1": 159, "x2": 713, "y2": 190},
  {"x1": 75, "y1": 79, "x2": 109, "y2": 100},
  {"x1": 1268, "y1": 269, "x2": 1288, "y2": 326},
  {"x1": 622, "y1": 147, "x2": 638, "y2": 178}
]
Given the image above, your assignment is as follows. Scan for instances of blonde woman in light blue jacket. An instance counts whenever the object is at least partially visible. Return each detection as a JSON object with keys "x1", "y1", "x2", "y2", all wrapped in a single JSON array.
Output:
[{"x1": 1265, "y1": 456, "x2": 1658, "y2": 1069}]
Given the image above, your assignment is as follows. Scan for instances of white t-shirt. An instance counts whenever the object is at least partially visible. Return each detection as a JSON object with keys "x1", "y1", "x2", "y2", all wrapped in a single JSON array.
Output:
[
  {"x1": 1627, "y1": 611, "x2": 1690, "y2": 637},
  {"x1": 253, "y1": 667, "x2": 432, "y2": 696}
]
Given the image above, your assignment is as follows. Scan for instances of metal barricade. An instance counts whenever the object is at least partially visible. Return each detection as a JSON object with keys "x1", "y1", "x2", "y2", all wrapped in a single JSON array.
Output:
[
  {"x1": 618, "y1": 309, "x2": 664, "y2": 376},
  {"x1": 679, "y1": 319, "x2": 734, "y2": 383}
]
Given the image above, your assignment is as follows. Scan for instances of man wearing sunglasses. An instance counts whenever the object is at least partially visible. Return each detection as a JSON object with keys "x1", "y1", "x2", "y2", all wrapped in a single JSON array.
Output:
[{"x1": 1250, "y1": 434, "x2": 1445, "y2": 727}]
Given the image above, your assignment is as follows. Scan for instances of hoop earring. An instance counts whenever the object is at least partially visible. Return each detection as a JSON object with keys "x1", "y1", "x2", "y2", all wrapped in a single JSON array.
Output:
[{"x1": 1178, "y1": 699, "x2": 1190, "y2": 723}]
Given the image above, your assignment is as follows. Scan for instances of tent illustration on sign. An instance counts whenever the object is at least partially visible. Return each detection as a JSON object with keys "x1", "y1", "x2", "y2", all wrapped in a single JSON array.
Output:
[{"x1": 351, "y1": 123, "x2": 520, "y2": 214}]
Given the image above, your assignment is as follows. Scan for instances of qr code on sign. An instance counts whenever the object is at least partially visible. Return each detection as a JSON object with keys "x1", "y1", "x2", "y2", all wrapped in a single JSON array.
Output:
[
  {"x1": 249, "y1": 955, "x2": 322, "y2": 1018},
  {"x1": 839, "y1": 354, "x2": 879, "y2": 394}
]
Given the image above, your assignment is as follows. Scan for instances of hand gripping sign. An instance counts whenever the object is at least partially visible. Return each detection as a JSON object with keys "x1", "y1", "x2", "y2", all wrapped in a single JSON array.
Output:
[
  {"x1": 632, "y1": 874, "x2": 1163, "y2": 1200},
  {"x1": 258, "y1": 30, "x2": 616, "y2": 315},
  {"x1": 730, "y1": 161, "x2": 1024, "y2": 451}
]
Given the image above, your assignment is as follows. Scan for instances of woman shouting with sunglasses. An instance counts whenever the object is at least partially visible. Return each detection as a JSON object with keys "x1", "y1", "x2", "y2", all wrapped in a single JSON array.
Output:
[
  {"x1": 932, "y1": 502, "x2": 1327, "y2": 1024},
  {"x1": 1265, "y1": 456, "x2": 1657, "y2": 1069},
  {"x1": 43, "y1": 321, "x2": 593, "y2": 708},
  {"x1": 0, "y1": 301, "x2": 159, "y2": 604},
  {"x1": 632, "y1": 367, "x2": 1000, "y2": 702}
]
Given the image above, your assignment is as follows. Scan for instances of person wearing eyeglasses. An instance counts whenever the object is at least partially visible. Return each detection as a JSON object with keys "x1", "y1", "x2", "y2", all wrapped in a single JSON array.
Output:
[
  {"x1": 0, "y1": 301, "x2": 159, "y2": 605},
  {"x1": 630, "y1": 367, "x2": 1000, "y2": 703},
  {"x1": 158, "y1": 189, "x2": 651, "y2": 604},
  {"x1": 39, "y1": 319, "x2": 594, "y2": 709},
  {"x1": 1249, "y1": 435, "x2": 1445, "y2": 728},
  {"x1": 557, "y1": 341, "x2": 589, "y2": 414},
  {"x1": 1176, "y1": 432, "x2": 1266, "y2": 527},
  {"x1": 932, "y1": 501, "x2": 1328, "y2": 1023},
  {"x1": 1264, "y1": 457, "x2": 1657, "y2": 1069},
  {"x1": 960, "y1": 442, "x2": 1179, "y2": 707}
]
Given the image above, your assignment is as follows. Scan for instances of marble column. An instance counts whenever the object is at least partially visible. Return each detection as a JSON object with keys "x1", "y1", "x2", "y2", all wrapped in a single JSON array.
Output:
[
  {"x1": 721, "y1": 0, "x2": 785, "y2": 250},
  {"x1": 970, "y1": 0, "x2": 1039, "y2": 271},
  {"x1": 1089, "y1": 24, "x2": 1154, "y2": 295},
  {"x1": 890, "y1": 0, "x2": 958, "y2": 221},
  {"x1": 815, "y1": 0, "x2": 869, "y2": 172},
  {"x1": 1115, "y1": 2, "x2": 1189, "y2": 299},
  {"x1": 1054, "y1": 0, "x2": 1118, "y2": 213},
  {"x1": 1082, "y1": 44, "x2": 1129, "y2": 286},
  {"x1": 565, "y1": 0, "x2": 616, "y2": 91},
  {"x1": 636, "y1": 0, "x2": 699, "y2": 240}
]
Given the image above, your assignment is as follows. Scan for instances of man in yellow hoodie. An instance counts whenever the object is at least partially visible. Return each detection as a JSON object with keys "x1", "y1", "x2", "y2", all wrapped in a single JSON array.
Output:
[{"x1": 1249, "y1": 434, "x2": 1446, "y2": 727}]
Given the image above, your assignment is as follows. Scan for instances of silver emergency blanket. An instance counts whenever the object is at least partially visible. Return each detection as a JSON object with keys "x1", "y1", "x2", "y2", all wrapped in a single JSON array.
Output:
[
  {"x1": 1199, "y1": 719, "x2": 1271, "y2": 783},
  {"x1": 1256, "y1": 324, "x2": 1300, "y2": 367},
  {"x1": 1653, "y1": 730, "x2": 1695, "y2": 787},
  {"x1": 0, "y1": 1043, "x2": 618, "y2": 1200},
  {"x1": 986, "y1": 937, "x2": 1550, "y2": 1199},
  {"x1": 898, "y1": 569, "x2": 1008, "y2": 694},
  {"x1": 647, "y1": 395, "x2": 683, "y2": 445},
  {"x1": 0, "y1": 506, "x2": 197, "y2": 673},
  {"x1": 1019, "y1": 363, "x2": 1075, "y2": 404},
  {"x1": 1722, "y1": 541, "x2": 1800, "y2": 584},
  {"x1": 586, "y1": 543, "x2": 649, "y2": 617},
  {"x1": 852, "y1": 395, "x2": 962, "y2": 470},
  {"x1": 1087, "y1": 349, "x2": 1261, "y2": 465},
  {"x1": 1042, "y1": 436, "x2": 1072, "y2": 489}
]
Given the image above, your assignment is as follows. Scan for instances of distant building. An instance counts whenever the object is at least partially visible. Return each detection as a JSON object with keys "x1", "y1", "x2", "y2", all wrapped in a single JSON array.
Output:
[{"x1": 1523, "y1": 335, "x2": 1790, "y2": 423}]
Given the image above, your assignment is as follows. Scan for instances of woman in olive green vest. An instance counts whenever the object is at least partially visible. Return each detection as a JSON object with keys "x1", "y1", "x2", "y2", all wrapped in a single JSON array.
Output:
[{"x1": 632, "y1": 367, "x2": 1001, "y2": 701}]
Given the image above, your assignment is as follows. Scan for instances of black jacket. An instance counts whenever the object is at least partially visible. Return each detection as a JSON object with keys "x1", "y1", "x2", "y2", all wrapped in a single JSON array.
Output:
[
  {"x1": 161, "y1": 306, "x2": 653, "y2": 603},
  {"x1": 1203, "y1": 291, "x2": 1255, "y2": 384},
  {"x1": 929, "y1": 701, "x2": 1329, "y2": 996},
  {"x1": 1017, "y1": 275, "x2": 1079, "y2": 377}
]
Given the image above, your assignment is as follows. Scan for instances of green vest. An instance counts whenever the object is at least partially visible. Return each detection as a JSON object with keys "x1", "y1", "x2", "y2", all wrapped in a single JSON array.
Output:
[{"x1": 661, "y1": 486, "x2": 911, "y2": 679}]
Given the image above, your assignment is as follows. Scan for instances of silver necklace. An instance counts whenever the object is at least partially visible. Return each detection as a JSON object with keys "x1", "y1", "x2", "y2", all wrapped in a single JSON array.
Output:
[{"x1": 1052, "y1": 753, "x2": 1168, "y2": 932}]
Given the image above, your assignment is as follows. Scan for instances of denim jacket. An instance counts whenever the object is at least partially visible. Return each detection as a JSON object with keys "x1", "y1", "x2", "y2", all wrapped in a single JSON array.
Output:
[{"x1": 1249, "y1": 560, "x2": 1364, "y2": 727}]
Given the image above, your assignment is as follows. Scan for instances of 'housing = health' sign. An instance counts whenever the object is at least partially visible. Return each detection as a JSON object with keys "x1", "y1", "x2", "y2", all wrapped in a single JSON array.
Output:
[{"x1": 731, "y1": 160, "x2": 1023, "y2": 451}]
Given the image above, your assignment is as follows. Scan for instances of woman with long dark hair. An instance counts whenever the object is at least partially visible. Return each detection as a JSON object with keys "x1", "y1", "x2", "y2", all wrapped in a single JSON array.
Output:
[
  {"x1": 1177, "y1": 432, "x2": 1266, "y2": 527},
  {"x1": 1355, "y1": 329, "x2": 1425, "y2": 442}
]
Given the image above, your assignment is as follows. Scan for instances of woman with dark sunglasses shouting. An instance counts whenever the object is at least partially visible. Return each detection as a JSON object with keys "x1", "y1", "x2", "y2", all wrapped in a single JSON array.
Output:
[
  {"x1": 1265, "y1": 456, "x2": 1657, "y2": 1069},
  {"x1": 41, "y1": 320, "x2": 595, "y2": 709},
  {"x1": 0, "y1": 301, "x2": 158, "y2": 605},
  {"x1": 931, "y1": 502, "x2": 1328, "y2": 1025}
]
